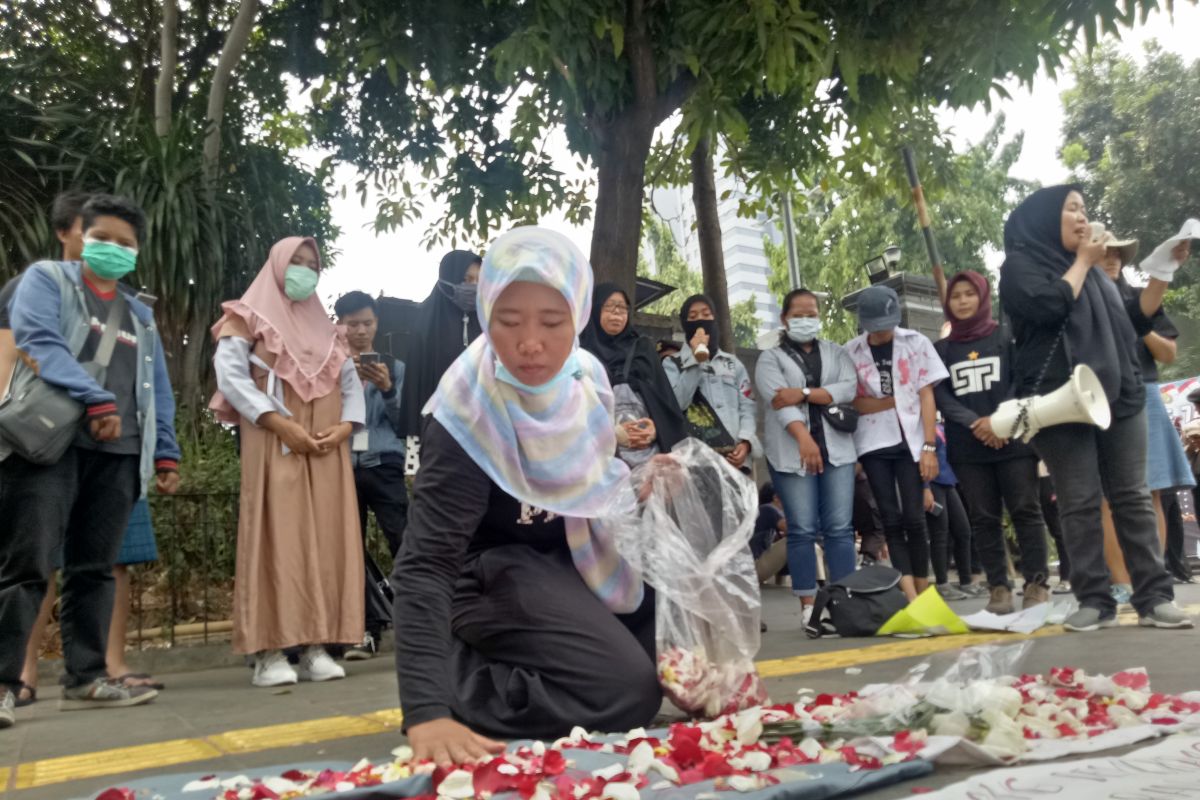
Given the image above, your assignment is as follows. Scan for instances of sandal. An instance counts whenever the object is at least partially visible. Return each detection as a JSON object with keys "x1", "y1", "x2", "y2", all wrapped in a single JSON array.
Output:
[
  {"x1": 14, "y1": 682, "x2": 37, "y2": 708},
  {"x1": 114, "y1": 673, "x2": 165, "y2": 691}
]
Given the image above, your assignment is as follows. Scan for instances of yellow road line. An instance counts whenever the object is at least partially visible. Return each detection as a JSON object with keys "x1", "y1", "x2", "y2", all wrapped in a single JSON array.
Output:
[
  {"x1": 11, "y1": 606, "x2": 1199, "y2": 791},
  {"x1": 757, "y1": 628, "x2": 1061, "y2": 678},
  {"x1": 13, "y1": 738, "x2": 223, "y2": 790},
  {"x1": 1, "y1": 766, "x2": 10, "y2": 791}
]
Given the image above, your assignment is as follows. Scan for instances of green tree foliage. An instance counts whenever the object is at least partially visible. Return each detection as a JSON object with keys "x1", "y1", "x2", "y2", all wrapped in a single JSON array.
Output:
[
  {"x1": 638, "y1": 216, "x2": 759, "y2": 348},
  {"x1": 1060, "y1": 42, "x2": 1200, "y2": 379},
  {"x1": 299, "y1": 0, "x2": 1174, "y2": 291},
  {"x1": 0, "y1": 1, "x2": 335, "y2": 421},
  {"x1": 763, "y1": 119, "x2": 1028, "y2": 344}
]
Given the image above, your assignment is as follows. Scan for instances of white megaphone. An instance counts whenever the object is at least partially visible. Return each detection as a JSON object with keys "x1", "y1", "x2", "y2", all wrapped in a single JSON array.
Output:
[{"x1": 990, "y1": 364, "x2": 1112, "y2": 443}]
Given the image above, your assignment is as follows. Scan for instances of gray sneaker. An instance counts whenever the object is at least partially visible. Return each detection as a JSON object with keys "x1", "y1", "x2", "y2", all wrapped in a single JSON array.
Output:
[
  {"x1": 59, "y1": 678, "x2": 158, "y2": 711},
  {"x1": 1, "y1": 688, "x2": 14, "y2": 729},
  {"x1": 937, "y1": 583, "x2": 968, "y2": 601},
  {"x1": 1138, "y1": 602, "x2": 1195, "y2": 629},
  {"x1": 1063, "y1": 606, "x2": 1118, "y2": 632}
]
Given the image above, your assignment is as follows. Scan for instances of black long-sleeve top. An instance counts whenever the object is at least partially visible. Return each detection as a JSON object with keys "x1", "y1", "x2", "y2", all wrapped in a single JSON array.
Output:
[
  {"x1": 392, "y1": 417, "x2": 568, "y2": 729},
  {"x1": 934, "y1": 328, "x2": 1034, "y2": 464},
  {"x1": 999, "y1": 253, "x2": 1154, "y2": 420}
]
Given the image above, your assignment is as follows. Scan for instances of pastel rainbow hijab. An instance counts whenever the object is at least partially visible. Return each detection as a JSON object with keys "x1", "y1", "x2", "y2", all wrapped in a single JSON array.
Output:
[{"x1": 425, "y1": 226, "x2": 642, "y2": 612}]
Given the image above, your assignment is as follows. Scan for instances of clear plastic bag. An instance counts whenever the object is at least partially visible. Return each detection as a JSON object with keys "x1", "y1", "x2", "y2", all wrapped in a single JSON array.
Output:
[{"x1": 615, "y1": 439, "x2": 767, "y2": 718}]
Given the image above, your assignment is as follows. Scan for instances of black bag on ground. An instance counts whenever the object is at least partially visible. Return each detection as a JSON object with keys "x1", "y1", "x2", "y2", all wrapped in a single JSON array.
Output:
[{"x1": 804, "y1": 565, "x2": 907, "y2": 639}]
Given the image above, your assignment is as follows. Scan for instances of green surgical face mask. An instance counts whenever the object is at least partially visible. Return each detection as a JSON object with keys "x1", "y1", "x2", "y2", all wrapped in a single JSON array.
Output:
[
  {"x1": 82, "y1": 239, "x2": 138, "y2": 280},
  {"x1": 284, "y1": 265, "x2": 319, "y2": 301}
]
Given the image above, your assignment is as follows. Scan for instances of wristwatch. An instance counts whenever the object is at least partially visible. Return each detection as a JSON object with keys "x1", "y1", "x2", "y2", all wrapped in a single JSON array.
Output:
[
  {"x1": 922, "y1": 442, "x2": 937, "y2": 454},
  {"x1": 801, "y1": 387, "x2": 812, "y2": 401}
]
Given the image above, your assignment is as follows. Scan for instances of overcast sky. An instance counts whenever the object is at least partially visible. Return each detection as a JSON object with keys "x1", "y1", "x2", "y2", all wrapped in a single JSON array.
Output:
[{"x1": 313, "y1": 4, "x2": 1200, "y2": 307}]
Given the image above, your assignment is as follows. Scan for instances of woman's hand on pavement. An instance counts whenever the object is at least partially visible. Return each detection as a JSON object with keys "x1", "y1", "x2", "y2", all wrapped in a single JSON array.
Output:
[{"x1": 407, "y1": 719, "x2": 504, "y2": 767}]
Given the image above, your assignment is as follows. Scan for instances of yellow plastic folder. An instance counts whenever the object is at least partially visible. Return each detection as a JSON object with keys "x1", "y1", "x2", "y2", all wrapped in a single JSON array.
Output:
[{"x1": 876, "y1": 586, "x2": 970, "y2": 636}]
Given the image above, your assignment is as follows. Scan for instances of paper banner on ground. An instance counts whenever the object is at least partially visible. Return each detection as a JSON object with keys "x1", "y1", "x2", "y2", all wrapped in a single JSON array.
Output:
[
  {"x1": 877, "y1": 587, "x2": 970, "y2": 637},
  {"x1": 921, "y1": 734, "x2": 1200, "y2": 798},
  {"x1": 958, "y1": 599, "x2": 1080, "y2": 634},
  {"x1": 1141, "y1": 218, "x2": 1200, "y2": 275}
]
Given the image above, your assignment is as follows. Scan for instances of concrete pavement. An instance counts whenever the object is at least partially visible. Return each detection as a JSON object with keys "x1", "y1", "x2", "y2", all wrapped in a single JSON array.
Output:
[{"x1": 3, "y1": 582, "x2": 1199, "y2": 800}]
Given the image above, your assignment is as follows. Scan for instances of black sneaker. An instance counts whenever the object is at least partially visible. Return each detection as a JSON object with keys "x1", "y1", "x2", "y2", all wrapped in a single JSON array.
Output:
[
  {"x1": 1, "y1": 688, "x2": 14, "y2": 729},
  {"x1": 59, "y1": 678, "x2": 158, "y2": 711},
  {"x1": 344, "y1": 631, "x2": 378, "y2": 661}
]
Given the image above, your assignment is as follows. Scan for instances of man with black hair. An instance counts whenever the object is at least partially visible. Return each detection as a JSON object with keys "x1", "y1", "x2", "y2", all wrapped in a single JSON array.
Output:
[
  {"x1": 335, "y1": 290, "x2": 406, "y2": 660},
  {"x1": 0, "y1": 190, "x2": 90, "y2": 709},
  {"x1": 0, "y1": 194, "x2": 180, "y2": 726}
]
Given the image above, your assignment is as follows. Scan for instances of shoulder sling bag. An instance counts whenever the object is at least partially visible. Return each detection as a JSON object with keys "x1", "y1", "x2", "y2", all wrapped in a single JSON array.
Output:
[{"x1": 0, "y1": 288, "x2": 128, "y2": 465}]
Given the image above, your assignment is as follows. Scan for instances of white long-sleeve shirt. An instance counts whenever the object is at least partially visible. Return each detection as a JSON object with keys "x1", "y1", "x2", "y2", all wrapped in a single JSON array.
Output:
[{"x1": 213, "y1": 337, "x2": 365, "y2": 428}]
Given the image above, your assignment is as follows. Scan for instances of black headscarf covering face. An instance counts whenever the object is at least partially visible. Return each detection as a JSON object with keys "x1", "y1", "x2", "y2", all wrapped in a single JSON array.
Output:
[
  {"x1": 679, "y1": 293, "x2": 720, "y2": 353},
  {"x1": 580, "y1": 283, "x2": 685, "y2": 451},
  {"x1": 1002, "y1": 185, "x2": 1137, "y2": 404},
  {"x1": 399, "y1": 249, "x2": 484, "y2": 436}
]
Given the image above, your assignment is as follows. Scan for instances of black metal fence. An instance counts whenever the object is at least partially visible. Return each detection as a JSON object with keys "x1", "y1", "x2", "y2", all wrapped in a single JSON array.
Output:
[{"x1": 130, "y1": 492, "x2": 240, "y2": 647}]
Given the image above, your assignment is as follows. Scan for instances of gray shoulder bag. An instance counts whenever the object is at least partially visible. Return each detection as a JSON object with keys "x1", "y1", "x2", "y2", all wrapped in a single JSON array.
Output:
[{"x1": 0, "y1": 290, "x2": 127, "y2": 465}]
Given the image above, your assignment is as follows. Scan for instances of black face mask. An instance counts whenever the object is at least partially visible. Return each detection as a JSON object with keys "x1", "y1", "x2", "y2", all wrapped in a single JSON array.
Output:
[
  {"x1": 440, "y1": 280, "x2": 477, "y2": 313},
  {"x1": 681, "y1": 319, "x2": 719, "y2": 353}
]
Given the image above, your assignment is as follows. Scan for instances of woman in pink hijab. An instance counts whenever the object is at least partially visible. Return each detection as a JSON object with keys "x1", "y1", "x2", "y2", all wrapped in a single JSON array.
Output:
[{"x1": 211, "y1": 237, "x2": 366, "y2": 688}]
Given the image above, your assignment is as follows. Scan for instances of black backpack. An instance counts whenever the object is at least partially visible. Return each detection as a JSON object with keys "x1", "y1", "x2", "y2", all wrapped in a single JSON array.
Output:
[{"x1": 804, "y1": 565, "x2": 908, "y2": 639}]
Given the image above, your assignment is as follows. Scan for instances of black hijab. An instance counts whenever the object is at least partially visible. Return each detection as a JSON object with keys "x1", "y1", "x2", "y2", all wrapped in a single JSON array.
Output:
[
  {"x1": 1001, "y1": 185, "x2": 1139, "y2": 406},
  {"x1": 580, "y1": 284, "x2": 685, "y2": 450},
  {"x1": 400, "y1": 249, "x2": 483, "y2": 436},
  {"x1": 679, "y1": 293, "x2": 721, "y2": 354}
]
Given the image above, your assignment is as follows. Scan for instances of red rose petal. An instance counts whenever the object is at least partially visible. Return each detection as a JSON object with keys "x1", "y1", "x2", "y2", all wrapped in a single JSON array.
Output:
[
  {"x1": 542, "y1": 749, "x2": 567, "y2": 776},
  {"x1": 94, "y1": 790, "x2": 135, "y2": 800}
]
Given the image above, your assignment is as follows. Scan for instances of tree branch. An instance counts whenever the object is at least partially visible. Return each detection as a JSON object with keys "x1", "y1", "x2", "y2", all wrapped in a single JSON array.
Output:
[
  {"x1": 654, "y1": 71, "x2": 696, "y2": 123},
  {"x1": 155, "y1": 0, "x2": 179, "y2": 137},
  {"x1": 203, "y1": 0, "x2": 258, "y2": 181}
]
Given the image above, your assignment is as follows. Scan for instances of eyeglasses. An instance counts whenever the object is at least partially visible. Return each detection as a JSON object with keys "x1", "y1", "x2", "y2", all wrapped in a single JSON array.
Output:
[{"x1": 602, "y1": 303, "x2": 629, "y2": 315}]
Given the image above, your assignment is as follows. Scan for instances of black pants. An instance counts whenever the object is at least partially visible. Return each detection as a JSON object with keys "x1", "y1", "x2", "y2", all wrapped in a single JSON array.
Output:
[
  {"x1": 954, "y1": 457, "x2": 1049, "y2": 589},
  {"x1": 853, "y1": 474, "x2": 886, "y2": 560},
  {"x1": 1034, "y1": 412, "x2": 1174, "y2": 615},
  {"x1": 1162, "y1": 490, "x2": 1193, "y2": 582},
  {"x1": 449, "y1": 544, "x2": 660, "y2": 740},
  {"x1": 927, "y1": 483, "x2": 972, "y2": 586},
  {"x1": 1040, "y1": 475, "x2": 1069, "y2": 583},
  {"x1": 861, "y1": 452, "x2": 929, "y2": 578},
  {"x1": 355, "y1": 462, "x2": 409, "y2": 637},
  {"x1": 0, "y1": 448, "x2": 139, "y2": 688}
]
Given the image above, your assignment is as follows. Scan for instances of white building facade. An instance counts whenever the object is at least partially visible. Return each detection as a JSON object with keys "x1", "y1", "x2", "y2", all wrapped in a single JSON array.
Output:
[{"x1": 651, "y1": 173, "x2": 782, "y2": 334}]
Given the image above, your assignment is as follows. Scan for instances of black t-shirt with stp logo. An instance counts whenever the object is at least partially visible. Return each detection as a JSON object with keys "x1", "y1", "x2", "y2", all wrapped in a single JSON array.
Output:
[
  {"x1": 74, "y1": 282, "x2": 141, "y2": 455},
  {"x1": 934, "y1": 327, "x2": 1032, "y2": 464}
]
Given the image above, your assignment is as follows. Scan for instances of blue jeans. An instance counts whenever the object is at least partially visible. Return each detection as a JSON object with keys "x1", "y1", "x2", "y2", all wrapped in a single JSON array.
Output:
[{"x1": 770, "y1": 463, "x2": 857, "y2": 597}]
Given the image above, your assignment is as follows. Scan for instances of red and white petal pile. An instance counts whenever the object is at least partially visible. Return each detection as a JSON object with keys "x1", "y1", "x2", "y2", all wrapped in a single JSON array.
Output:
[
  {"x1": 91, "y1": 667, "x2": 1200, "y2": 800},
  {"x1": 657, "y1": 646, "x2": 769, "y2": 718}
]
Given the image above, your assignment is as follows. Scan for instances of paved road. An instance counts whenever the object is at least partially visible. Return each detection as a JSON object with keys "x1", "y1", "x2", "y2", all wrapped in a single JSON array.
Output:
[{"x1": 3, "y1": 583, "x2": 1199, "y2": 800}]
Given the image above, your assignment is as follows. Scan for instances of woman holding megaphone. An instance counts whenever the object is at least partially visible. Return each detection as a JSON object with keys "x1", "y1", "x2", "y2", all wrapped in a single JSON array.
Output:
[{"x1": 998, "y1": 185, "x2": 1192, "y2": 633}]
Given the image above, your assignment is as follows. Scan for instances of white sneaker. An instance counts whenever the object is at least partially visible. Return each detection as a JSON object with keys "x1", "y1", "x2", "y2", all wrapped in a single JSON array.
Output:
[
  {"x1": 252, "y1": 650, "x2": 298, "y2": 688},
  {"x1": 801, "y1": 604, "x2": 814, "y2": 627},
  {"x1": 297, "y1": 646, "x2": 345, "y2": 682}
]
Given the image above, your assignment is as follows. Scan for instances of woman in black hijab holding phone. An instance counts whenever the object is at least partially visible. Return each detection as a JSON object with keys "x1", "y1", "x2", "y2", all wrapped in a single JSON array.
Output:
[
  {"x1": 998, "y1": 185, "x2": 1190, "y2": 633},
  {"x1": 580, "y1": 283, "x2": 684, "y2": 467}
]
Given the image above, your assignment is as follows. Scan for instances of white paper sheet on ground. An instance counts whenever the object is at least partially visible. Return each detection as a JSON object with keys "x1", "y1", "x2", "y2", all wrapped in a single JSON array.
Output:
[
  {"x1": 853, "y1": 714, "x2": 1200, "y2": 769},
  {"x1": 921, "y1": 734, "x2": 1200, "y2": 798},
  {"x1": 959, "y1": 599, "x2": 1077, "y2": 633},
  {"x1": 1141, "y1": 218, "x2": 1200, "y2": 275}
]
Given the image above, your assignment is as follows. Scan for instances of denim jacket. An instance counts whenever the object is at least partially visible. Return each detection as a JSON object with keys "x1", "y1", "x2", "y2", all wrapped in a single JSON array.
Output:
[
  {"x1": 353, "y1": 358, "x2": 406, "y2": 469},
  {"x1": 5, "y1": 261, "x2": 181, "y2": 492},
  {"x1": 755, "y1": 339, "x2": 858, "y2": 474},
  {"x1": 663, "y1": 345, "x2": 761, "y2": 454}
]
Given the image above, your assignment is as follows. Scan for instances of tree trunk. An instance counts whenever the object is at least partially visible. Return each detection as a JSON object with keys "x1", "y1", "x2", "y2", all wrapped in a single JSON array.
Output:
[
  {"x1": 202, "y1": 0, "x2": 257, "y2": 181},
  {"x1": 155, "y1": 0, "x2": 179, "y2": 138},
  {"x1": 589, "y1": 117, "x2": 656, "y2": 300},
  {"x1": 181, "y1": 0, "x2": 255, "y2": 423},
  {"x1": 691, "y1": 138, "x2": 735, "y2": 350}
]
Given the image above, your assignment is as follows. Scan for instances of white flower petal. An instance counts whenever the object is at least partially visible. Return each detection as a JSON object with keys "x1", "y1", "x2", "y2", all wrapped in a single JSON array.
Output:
[
  {"x1": 390, "y1": 745, "x2": 414, "y2": 761},
  {"x1": 600, "y1": 782, "x2": 641, "y2": 800},
  {"x1": 182, "y1": 776, "x2": 221, "y2": 792},
  {"x1": 437, "y1": 768, "x2": 476, "y2": 799},
  {"x1": 626, "y1": 741, "x2": 655, "y2": 775}
]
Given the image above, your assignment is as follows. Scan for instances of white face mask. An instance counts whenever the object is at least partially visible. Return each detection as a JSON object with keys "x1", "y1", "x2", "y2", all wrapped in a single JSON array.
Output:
[{"x1": 786, "y1": 316, "x2": 821, "y2": 343}]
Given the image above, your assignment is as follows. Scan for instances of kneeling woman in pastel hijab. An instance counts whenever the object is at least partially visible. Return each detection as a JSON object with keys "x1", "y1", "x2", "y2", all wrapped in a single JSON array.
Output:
[{"x1": 393, "y1": 227, "x2": 660, "y2": 764}]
